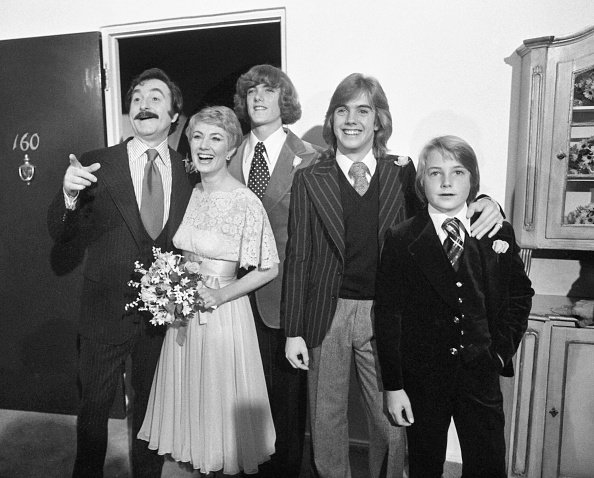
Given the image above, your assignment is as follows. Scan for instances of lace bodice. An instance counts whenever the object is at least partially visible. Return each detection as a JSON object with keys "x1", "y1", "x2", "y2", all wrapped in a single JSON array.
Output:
[{"x1": 173, "y1": 187, "x2": 279, "y2": 270}]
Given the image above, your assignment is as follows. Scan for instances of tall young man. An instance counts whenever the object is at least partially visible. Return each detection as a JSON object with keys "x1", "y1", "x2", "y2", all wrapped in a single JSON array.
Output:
[{"x1": 229, "y1": 64, "x2": 323, "y2": 477}]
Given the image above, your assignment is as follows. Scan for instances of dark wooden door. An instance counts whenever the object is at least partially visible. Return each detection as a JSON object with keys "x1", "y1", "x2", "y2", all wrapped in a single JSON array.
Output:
[{"x1": 0, "y1": 32, "x2": 106, "y2": 414}]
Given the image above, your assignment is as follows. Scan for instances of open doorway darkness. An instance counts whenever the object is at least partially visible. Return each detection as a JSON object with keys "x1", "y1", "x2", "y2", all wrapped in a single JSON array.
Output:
[{"x1": 117, "y1": 22, "x2": 281, "y2": 155}]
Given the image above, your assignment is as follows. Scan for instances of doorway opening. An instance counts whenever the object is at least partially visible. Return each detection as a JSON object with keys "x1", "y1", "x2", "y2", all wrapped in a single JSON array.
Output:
[{"x1": 101, "y1": 9, "x2": 285, "y2": 152}]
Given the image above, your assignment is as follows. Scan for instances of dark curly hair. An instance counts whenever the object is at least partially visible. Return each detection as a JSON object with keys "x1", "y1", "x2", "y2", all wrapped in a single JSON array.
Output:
[
  {"x1": 234, "y1": 64, "x2": 302, "y2": 126},
  {"x1": 125, "y1": 67, "x2": 183, "y2": 135}
]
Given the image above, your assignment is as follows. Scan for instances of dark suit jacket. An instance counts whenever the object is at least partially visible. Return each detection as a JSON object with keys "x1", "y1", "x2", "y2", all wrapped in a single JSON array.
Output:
[
  {"x1": 228, "y1": 129, "x2": 323, "y2": 328},
  {"x1": 374, "y1": 210, "x2": 534, "y2": 390},
  {"x1": 282, "y1": 150, "x2": 421, "y2": 348},
  {"x1": 47, "y1": 140, "x2": 193, "y2": 344}
]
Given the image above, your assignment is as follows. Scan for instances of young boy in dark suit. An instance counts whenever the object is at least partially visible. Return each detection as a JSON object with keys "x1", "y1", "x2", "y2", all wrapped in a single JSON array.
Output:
[{"x1": 374, "y1": 135, "x2": 534, "y2": 478}]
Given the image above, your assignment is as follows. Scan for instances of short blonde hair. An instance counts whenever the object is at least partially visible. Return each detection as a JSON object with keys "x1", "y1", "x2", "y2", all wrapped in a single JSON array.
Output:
[
  {"x1": 415, "y1": 135, "x2": 480, "y2": 204},
  {"x1": 185, "y1": 106, "x2": 243, "y2": 151}
]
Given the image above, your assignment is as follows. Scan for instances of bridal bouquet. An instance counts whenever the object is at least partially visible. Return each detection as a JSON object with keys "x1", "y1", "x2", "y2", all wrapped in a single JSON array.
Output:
[{"x1": 125, "y1": 248, "x2": 203, "y2": 326}]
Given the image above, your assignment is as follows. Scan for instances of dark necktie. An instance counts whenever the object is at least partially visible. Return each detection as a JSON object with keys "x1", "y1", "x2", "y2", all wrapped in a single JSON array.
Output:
[
  {"x1": 349, "y1": 161, "x2": 370, "y2": 196},
  {"x1": 442, "y1": 217, "x2": 464, "y2": 271},
  {"x1": 247, "y1": 142, "x2": 270, "y2": 200},
  {"x1": 140, "y1": 149, "x2": 164, "y2": 240}
]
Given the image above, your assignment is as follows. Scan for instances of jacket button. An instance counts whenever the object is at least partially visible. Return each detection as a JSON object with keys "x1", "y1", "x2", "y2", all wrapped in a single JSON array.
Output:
[
  {"x1": 453, "y1": 316, "x2": 460, "y2": 324},
  {"x1": 460, "y1": 330, "x2": 465, "y2": 335},
  {"x1": 458, "y1": 297, "x2": 463, "y2": 303},
  {"x1": 456, "y1": 281, "x2": 463, "y2": 288},
  {"x1": 449, "y1": 348, "x2": 458, "y2": 355}
]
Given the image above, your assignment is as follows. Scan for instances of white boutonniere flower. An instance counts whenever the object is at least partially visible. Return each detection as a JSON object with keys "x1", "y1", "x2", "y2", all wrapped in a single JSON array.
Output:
[
  {"x1": 492, "y1": 240, "x2": 509, "y2": 254},
  {"x1": 394, "y1": 156, "x2": 410, "y2": 166},
  {"x1": 292, "y1": 156, "x2": 303, "y2": 168}
]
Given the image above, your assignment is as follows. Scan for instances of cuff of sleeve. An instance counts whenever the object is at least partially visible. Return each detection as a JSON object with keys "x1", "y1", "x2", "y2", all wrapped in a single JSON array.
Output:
[{"x1": 63, "y1": 189, "x2": 78, "y2": 210}]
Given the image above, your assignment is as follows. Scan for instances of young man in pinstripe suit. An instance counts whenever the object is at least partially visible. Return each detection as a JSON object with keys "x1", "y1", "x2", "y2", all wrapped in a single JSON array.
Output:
[{"x1": 282, "y1": 73, "x2": 503, "y2": 478}]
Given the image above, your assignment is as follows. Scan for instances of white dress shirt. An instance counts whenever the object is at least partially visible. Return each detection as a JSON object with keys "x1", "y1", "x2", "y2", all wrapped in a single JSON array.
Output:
[
  {"x1": 335, "y1": 149, "x2": 377, "y2": 186},
  {"x1": 428, "y1": 203, "x2": 470, "y2": 245},
  {"x1": 65, "y1": 137, "x2": 173, "y2": 229},
  {"x1": 241, "y1": 126, "x2": 287, "y2": 181}
]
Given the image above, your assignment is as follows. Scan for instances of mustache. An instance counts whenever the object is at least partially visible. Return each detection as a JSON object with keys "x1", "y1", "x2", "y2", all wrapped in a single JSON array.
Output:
[{"x1": 134, "y1": 111, "x2": 159, "y2": 120}]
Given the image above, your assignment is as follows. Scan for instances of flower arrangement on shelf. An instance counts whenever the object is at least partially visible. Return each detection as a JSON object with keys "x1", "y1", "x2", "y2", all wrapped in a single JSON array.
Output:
[
  {"x1": 125, "y1": 248, "x2": 203, "y2": 326},
  {"x1": 566, "y1": 203, "x2": 594, "y2": 225},
  {"x1": 567, "y1": 136, "x2": 594, "y2": 175},
  {"x1": 574, "y1": 69, "x2": 594, "y2": 107}
]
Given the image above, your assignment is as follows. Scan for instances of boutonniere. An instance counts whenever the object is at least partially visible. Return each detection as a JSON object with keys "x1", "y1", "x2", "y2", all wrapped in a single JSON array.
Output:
[
  {"x1": 393, "y1": 156, "x2": 410, "y2": 166},
  {"x1": 292, "y1": 156, "x2": 303, "y2": 168},
  {"x1": 492, "y1": 240, "x2": 509, "y2": 254}
]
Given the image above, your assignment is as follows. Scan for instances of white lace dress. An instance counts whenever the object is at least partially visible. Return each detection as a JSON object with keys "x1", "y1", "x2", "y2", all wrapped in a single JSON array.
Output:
[{"x1": 138, "y1": 186, "x2": 278, "y2": 475}]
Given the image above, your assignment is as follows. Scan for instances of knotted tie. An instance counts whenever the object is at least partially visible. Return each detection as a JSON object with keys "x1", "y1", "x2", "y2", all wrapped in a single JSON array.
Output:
[
  {"x1": 247, "y1": 142, "x2": 270, "y2": 200},
  {"x1": 140, "y1": 149, "x2": 164, "y2": 240},
  {"x1": 442, "y1": 217, "x2": 464, "y2": 271},
  {"x1": 349, "y1": 161, "x2": 370, "y2": 196}
]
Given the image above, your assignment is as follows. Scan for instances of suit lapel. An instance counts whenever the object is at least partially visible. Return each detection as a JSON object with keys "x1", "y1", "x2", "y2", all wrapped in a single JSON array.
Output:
[
  {"x1": 305, "y1": 155, "x2": 345, "y2": 261},
  {"x1": 263, "y1": 129, "x2": 316, "y2": 211},
  {"x1": 165, "y1": 149, "x2": 191, "y2": 240},
  {"x1": 409, "y1": 213, "x2": 461, "y2": 311},
  {"x1": 378, "y1": 159, "x2": 407, "y2": 250},
  {"x1": 228, "y1": 138, "x2": 247, "y2": 183},
  {"x1": 101, "y1": 142, "x2": 146, "y2": 247}
]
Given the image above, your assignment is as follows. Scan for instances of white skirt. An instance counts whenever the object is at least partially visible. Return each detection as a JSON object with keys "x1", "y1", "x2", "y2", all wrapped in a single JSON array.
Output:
[{"x1": 138, "y1": 270, "x2": 275, "y2": 475}]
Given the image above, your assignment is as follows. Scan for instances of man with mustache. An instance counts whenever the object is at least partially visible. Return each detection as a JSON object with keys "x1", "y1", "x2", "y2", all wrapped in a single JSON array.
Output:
[{"x1": 48, "y1": 68, "x2": 193, "y2": 478}]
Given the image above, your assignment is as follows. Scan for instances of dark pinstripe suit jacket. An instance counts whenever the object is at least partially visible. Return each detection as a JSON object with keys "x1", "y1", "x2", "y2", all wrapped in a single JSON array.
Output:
[
  {"x1": 228, "y1": 129, "x2": 323, "y2": 329},
  {"x1": 48, "y1": 139, "x2": 193, "y2": 344},
  {"x1": 281, "y1": 150, "x2": 420, "y2": 348}
]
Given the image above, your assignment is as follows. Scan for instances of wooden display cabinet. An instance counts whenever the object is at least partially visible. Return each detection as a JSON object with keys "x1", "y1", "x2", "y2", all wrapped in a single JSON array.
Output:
[{"x1": 507, "y1": 26, "x2": 594, "y2": 254}]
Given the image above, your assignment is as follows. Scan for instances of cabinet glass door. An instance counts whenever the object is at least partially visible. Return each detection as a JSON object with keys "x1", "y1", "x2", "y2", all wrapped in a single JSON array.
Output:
[{"x1": 548, "y1": 54, "x2": 594, "y2": 239}]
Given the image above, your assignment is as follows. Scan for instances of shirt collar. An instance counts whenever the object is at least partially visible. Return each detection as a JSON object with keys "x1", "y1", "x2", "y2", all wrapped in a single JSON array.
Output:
[
  {"x1": 335, "y1": 149, "x2": 377, "y2": 179},
  {"x1": 128, "y1": 137, "x2": 170, "y2": 165},
  {"x1": 245, "y1": 126, "x2": 287, "y2": 165},
  {"x1": 428, "y1": 203, "x2": 471, "y2": 240}
]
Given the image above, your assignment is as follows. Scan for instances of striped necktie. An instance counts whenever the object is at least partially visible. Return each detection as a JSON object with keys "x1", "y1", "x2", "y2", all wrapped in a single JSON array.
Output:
[{"x1": 442, "y1": 217, "x2": 464, "y2": 271}]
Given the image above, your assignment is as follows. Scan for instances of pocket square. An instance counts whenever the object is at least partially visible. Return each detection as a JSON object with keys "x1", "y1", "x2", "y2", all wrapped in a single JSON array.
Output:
[
  {"x1": 292, "y1": 156, "x2": 303, "y2": 168},
  {"x1": 393, "y1": 156, "x2": 410, "y2": 166},
  {"x1": 492, "y1": 240, "x2": 509, "y2": 254}
]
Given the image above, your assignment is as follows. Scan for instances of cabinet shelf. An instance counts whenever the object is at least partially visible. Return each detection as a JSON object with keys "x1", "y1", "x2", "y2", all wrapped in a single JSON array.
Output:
[{"x1": 567, "y1": 174, "x2": 594, "y2": 180}]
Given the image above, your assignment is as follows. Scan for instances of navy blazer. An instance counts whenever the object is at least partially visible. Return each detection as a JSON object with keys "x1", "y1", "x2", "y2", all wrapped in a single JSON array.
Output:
[
  {"x1": 282, "y1": 150, "x2": 420, "y2": 348},
  {"x1": 48, "y1": 140, "x2": 193, "y2": 344},
  {"x1": 374, "y1": 210, "x2": 534, "y2": 390}
]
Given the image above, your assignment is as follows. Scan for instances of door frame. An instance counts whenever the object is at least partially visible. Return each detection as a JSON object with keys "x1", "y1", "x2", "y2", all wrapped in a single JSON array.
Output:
[{"x1": 101, "y1": 8, "x2": 286, "y2": 146}]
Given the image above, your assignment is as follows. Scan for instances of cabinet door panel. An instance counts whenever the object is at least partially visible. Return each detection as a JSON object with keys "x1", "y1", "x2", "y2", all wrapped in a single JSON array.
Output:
[
  {"x1": 543, "y1": 327, "x2": 594, "y2": 477},
  {"x1": 547, "y1": 51, "x2": 594, "y2": 241}
]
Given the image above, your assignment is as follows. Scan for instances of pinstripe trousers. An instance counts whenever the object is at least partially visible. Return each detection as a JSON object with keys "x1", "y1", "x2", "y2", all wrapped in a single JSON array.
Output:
[
  {"x1": 72, "y1": 323, "x2": 164, "y2": 478},
  {"x1": 308, "y1": 299, "x2": 406, "y2": 478}
]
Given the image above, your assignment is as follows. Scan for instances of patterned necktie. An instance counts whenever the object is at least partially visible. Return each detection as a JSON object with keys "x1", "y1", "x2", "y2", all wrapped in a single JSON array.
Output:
[
  {"x1": 442, "y1": 217, "x2": 464, "y2": 271},
  {"x1": 140, "y1": 149, "x2": 164, "y2": 240},
  {"x1": 247, "y1": 142, "x2": 270, "y2": 200},
  {"x1": 349, "y1": 161, "x2": 370, "y2": 196}
]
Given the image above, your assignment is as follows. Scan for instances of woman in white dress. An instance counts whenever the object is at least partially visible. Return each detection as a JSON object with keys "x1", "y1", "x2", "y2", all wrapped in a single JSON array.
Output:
[{"x1": 138, "y1": 106, "x2": 278, "y2": 476}]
